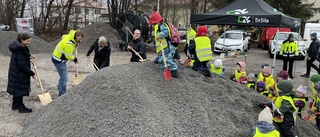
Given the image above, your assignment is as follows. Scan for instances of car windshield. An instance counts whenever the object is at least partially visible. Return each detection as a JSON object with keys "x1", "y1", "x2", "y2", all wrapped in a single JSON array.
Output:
[
  {"x1": 274, "y1": 33, "x2": 302, "y2": 41},
  {"x1": 220, "y1": 33, "x2": 242, "y2": 39}
]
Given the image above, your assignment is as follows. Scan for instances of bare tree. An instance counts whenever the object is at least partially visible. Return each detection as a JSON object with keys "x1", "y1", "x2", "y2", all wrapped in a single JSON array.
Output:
[
  {"x1": 107, "y1": 0, "x2": 133, "y2": 27},
  {"x1": 64, "y1": 0, "x2": 74, "y2": 31},
  {"x1": 19, "y1": 0, "x2": 26, "y2": 17}
]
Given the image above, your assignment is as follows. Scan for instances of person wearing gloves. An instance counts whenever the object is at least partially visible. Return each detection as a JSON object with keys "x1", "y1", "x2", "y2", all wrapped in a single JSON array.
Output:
[
  {"x1": 261, "y1": 80, "x2": 297, "y2": 137},
  {"x1": 251, "y1": 107, "x2": 280, "y2": 137},
  {"x1": 230, "y1": 62, "x2": 247, "y2": 84},
  {"x1": 188, "y1": 26, "x2": 213, "y2": 77},
  {"x1": 246, "y1": 73, "x2": 256, "y2": 89},
  {"x1": 301, "y1": 32, "x2": 320, "y2": 77},
  {"x1": 148, "y1": 11, "x2": 178, "y2": 78},
  {"x1": 210, "y1": 59, "x2": 225, "y2": 76},
  {"x1": 86, "y1": 36, "x2": 111, "y2": 70},
  {"x1": 257, "y1": 66, "x2": 275, "y2": 92},
  {"x1": 52, "y1": 30, "x2": 84, "y2": 96},
  {"x1": 293, "y1": 85, "x2": 308, "y2": 119},
  {"x1": 127, "y1": 29, "x2": 147, "y2": 62},
  {"x1": 279, "y1": 33, "x2": 298, "y2": 79}
]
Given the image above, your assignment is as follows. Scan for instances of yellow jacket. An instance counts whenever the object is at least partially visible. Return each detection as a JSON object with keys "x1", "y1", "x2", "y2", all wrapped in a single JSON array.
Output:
[
  {"x1": 52, "y1": 30, "x2": 77, "y2": 61},
  {"x1": 257, "y1": 73, "x2": 275, "y2": 91},
  {"x1": 279, "y1": 41, "x2": 298, "y2": 57}
]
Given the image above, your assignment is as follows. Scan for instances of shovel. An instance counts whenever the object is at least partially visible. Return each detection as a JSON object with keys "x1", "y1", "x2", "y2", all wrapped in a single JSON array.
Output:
[
  {"x1": 87, "y1": 56, "x2": 99, "y2": 70},
  {"x1": 130, "y1": 48, "x2": 146, "y2": 62},
  {"x1": 160, "y1": 42, "x2": 172, "y2": 81},
  {"x1": 304, "y1": 101, "x2": 316, "y2": 121},
  {"x1": 31, "y1": 61, "x2": 52, "y2": 105},
  {"x1": 72, "y1": 49, "x2": 83, "y2": 85}
]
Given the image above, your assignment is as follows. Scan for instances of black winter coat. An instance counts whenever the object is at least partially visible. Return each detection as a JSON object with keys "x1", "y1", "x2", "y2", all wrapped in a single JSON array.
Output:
[
  {"x1": 86, "y1": 39, "x2": 111, "y2": 69},
  {"x1": 7, "y1": 40, "x2": 35, "y2": 97},
  {"x1": 129, "y1": 38, "x2": 146, "y2": 62},
  {"x1": 308, "y1": 38, "x2": 320, "y2": 59}
]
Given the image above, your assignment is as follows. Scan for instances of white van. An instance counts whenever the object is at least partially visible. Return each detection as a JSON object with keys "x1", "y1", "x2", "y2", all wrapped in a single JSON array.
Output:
[{"x1": 303, "y1": 23, "x2": 320, "y2": 48}]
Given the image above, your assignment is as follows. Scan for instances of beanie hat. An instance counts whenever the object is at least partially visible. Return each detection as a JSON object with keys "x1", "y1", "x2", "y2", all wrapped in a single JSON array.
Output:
[
  {"x1": 257, "y1": 81, "x2": 266, "y2": 89},
  {"x1": 311, "y1": 32, "x2": 317, "y2": 38},
  {"x1": 214, "y1": 59, "x2": 222, "y2": 68},
  {"x1": 248, "y1": 73, "x2": 255, "y2": 79},
  {"x1": 197, "y1": 26, "x2": 208, "y2": 36},
  {"x1": 262, "y1": 66, "x2": 271, "y2": 74},
  {"x1": 258, "y1": 107, "x2": 273, "y2": 124},
  {"x1": 277, "y1": 70, "x2": 289, "y2": 80},
  {"x1": 237, "y1": 62, "x2": 246, "y2": 71},
  {"x1": 288, "y1": 33, "x2": 294, "y2": 38},
  {"x1": 277, "y1": 80, "x2": 293, "y2": 93},
  {"x1": 148, "y1": 12, "x2": 163, "y2": 25},
  {"x1": 296, "y1": 85, "x2": 307, "y2": 95},
  {"x1": 261, "y1": 64, "x2": 269, "y2": 69},
  {"x1": 310, "y1": 74, "x2": 320, "y2": 83}
]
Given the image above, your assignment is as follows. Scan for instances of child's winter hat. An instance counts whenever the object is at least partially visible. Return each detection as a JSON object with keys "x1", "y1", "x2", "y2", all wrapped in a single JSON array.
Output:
[
  {"x1": 315, "y1": 81, "x2": 320, "y2": 91},
  {"x1": 310, "y1": 74, "x2": 320, "y2": 83},
  {"x1": 258, "y1": 107, "x2": 273, "y2": 124},
  {"x1": 261, "y1": 64, "x2": 269, "y2": 69},
  {"x1": 148, "y1": 12, "x2": 163, "y2": 25},
  {"x1": 248, "y1": 73, "x2": 255, "y2": 79},
  {"x1": 262, "y1": 66, "x2": 271, "y2": 74},
  {"x1": 296, "y1": 85, "x2": 307, "y2": 95},
  {"x1": 197, "y1": 26, "x2": 208, "y2": 36},
  {"x1": 277, "y1": 70, "x2": 289, "y2": 80},
  {"x1": 214, "y1": 59, "x2": 222, "y2": 68},
  {"x1": 257, "y1": 81, "x2": 266, "y2": 89},
  {"x1": 277, "y1": 80, "x2": 293, "y2": 93}
]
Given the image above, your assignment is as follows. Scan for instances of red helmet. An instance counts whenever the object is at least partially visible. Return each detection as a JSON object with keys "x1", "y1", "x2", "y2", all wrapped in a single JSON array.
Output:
[
  {"x1": 148, "y1": 12, "x2": 163, "y2": 25},
  {"x1": 196, "y1": 26, "x2": 208, "y2": 36}
]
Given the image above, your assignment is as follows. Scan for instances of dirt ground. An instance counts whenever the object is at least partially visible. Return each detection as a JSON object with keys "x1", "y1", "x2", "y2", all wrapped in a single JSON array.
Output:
[{"x1": 0, "y1": 47, "x2": 317, "y2": 136}]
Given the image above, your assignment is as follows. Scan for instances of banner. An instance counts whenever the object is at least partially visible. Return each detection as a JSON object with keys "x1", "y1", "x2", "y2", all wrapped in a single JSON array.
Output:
[{"x1": 16, "y1": 18, "x2": 34, "y2": 34}]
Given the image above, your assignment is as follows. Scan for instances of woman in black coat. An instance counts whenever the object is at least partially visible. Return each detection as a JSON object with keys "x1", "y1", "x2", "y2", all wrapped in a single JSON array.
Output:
[
  {"x1": 127, "y1": 29, "x2": 146, "y2": 62},
  {"x1": 86, "y1": 36, "x2": 111, "y2": 70},
  {"x1": 7, "y1": 33, "x2": 36, "y2": 113}
]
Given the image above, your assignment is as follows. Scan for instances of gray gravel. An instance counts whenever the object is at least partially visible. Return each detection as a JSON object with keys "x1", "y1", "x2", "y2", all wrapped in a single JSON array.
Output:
[
  {"x1": 18, "y1": 62, "x2": 320, "y2": 136},
  {"x1": 0, "y1": 31, "x2": 53, "y2": 56},
  {"x1": 50, "y1": 22, "x2": 120, "y2": 54}
]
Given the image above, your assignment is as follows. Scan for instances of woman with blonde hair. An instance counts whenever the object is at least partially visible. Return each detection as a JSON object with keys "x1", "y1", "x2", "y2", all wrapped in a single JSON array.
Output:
[{"x1": 86, "y1": 36, "x2": 111, "y2": 70}]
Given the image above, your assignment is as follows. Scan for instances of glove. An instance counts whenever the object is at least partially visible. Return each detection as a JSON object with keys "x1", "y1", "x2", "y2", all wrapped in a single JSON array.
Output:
[
  {"x1": 273, "y1": 110, "x2": 281, "y2": 117},
  {"x1": 74, "y1": 57, "x2": 78, "y2": 64}
]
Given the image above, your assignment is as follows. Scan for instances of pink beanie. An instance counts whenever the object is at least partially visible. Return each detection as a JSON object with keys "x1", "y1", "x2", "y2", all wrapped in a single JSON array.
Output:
[{"x1": 296, "y1": 85, "x2": 307, "y2": 95}]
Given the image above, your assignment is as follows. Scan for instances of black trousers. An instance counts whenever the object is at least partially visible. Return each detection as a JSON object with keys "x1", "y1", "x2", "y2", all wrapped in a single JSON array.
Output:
[
  {"x1": 306, "y1": 58, "x2": 319, "y2": 74},
  {"x1": 316, "y1": 115, "x2": 320, "y2": 130},
  {"x1": 275, "y1": 113, "x2": 295, "y2": 137},
  {"x1": 283, "y1": 57, "x2": 294, "y2": 78}
]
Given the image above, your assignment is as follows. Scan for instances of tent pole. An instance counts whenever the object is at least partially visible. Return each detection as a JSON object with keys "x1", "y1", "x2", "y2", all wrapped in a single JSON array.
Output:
[
  {"x1": 223, "y1": 26, "x2": 226, "y2": 55},
  {"x1": 272, "y1": 27, "x2": 280, "y2": 76},
  {"x1": 293, "y1": 28, "x2": 301, "y2": 77}
]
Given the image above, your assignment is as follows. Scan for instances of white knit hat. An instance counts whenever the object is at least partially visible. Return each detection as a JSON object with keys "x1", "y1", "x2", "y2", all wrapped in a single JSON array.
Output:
[
  {"x1": 214, "y1": 59, "x2": 222, "y2": 68},
  {"x1": 258, "y1": 107, "x2": 273, "y2": 124},
  {"x1": 296, "y1": 85, "x2": 307, "y2": 95}
]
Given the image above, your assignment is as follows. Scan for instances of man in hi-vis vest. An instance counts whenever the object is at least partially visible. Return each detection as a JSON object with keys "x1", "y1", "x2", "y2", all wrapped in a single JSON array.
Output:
[
  {"x1": 188, "y1": 26, "x2": 213, "y2": 77},
  {"x1": 148, "y1": 12, "x2": 178, "y2": 78}
]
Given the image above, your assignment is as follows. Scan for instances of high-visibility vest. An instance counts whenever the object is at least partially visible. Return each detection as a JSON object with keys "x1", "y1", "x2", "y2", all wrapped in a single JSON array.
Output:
[
  {"x1": 190, "y1": 59, "x2": 194, "y2": 66},
  {"x1": 268, "y1": 94, "x2": 277, "y2": 102},
  {"x1": 154, "y1": 24, "x2": 170, "y2": 53},
  {"x1": 235, "y1": 70, "x2": 247, "y2": 81},
  {"x1": 246, "y1": 82, "x2": 255, "y2": 89},
  {"x1": 211, "y1": 64, "x2": 223, "y2": 75},
  {"x1": 279, "y1": 41, "x2": 298, "y2": 57},
  {"x1": 52, "y1": 30, "x2": 77, "y2": 61},
  {"x1": 257, "y1": 74, "x2": 275, "y2": 92},
  {"x1": 312, "y1": 83, "x2": 318, "y2": 101},
  {"x1": 258, "y1": 90, "x2": 269, "y2": 96},
  {"x1": 194, "y1": 36, "x2": 212, "y2": 62},
  {"x1": 273, "y1": 96, "x2": 297, "y2": 123},
  {"x1": 187, "y1": 29, "x2": 196, "y2": 45},
  {"x1": 253, "y1": 127, "x2": 280, "y2": 137}
]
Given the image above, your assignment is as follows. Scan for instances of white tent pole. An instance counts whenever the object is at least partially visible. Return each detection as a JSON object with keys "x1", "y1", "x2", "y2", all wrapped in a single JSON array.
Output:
[
  {"x1": 272, "y1": 27, "x2": 280, "y2": 76},
  {"x1": 223, "y1": 26, "x2": 226, "y2": 54}
]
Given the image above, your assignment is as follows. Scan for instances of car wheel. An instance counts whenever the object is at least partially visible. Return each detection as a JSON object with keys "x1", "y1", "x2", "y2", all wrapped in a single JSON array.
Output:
[{"x1": 244, "y1": 47, "x2": 248, "y2": 52}]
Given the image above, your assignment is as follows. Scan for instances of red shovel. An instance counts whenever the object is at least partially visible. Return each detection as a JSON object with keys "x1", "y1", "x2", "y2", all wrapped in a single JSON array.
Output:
[{"x1": 160, "y1": 41, "x2": 172, "y2": 80}]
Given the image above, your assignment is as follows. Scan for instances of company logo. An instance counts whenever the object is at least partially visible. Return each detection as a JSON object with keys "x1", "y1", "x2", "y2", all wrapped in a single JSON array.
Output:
[
  {"x1": 238, "y1": 16, "x2": 270, "y2": 24},
  {"x1": 238, "y1": 16, "x2": 251, "y2": 23},
  {"x1": 226, "y1": 9, "x2": 249, "y2": 15},
  {"x1": 294, "y1": 20, "x2": 301, "y2": 27}
]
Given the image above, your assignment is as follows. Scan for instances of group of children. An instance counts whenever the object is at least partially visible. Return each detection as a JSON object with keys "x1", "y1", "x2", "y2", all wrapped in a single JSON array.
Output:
[{"x1": 207, "y1": 59, "x2": 320, "y2": 136}]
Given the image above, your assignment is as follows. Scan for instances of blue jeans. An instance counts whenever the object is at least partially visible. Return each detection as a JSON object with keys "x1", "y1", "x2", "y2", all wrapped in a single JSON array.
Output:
[{"x1": 53, "y1": 62, "x2": 68, "y2": 96}]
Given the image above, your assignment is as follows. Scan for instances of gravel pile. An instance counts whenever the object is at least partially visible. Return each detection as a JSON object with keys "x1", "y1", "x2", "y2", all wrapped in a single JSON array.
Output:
[
  {"x1": 18, "y1": 62, "x2": 320, "y2": 136},
  {"x1": 51, "y1": 22, "x2": 120, "y2": 53},
  {"x1": 0, "y1": 31, "x2": 53, "y2": 56}
]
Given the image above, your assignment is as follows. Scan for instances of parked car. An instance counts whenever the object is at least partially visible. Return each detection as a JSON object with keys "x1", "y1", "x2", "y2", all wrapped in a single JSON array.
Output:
[
  {"x1": 177, "y1": 27, "x2": 187, "y2": 39},
  {"x1": 259, "y1": 27, "x2": 290, "y2": 50},
  {"x1": 268, "y1": 32, "x2": 306, "y2": 59},
  {"x1": 214, "y1": 30, "x2": 249, "y2": 53},
  {"x1": 0, "y1": 23, "x2": 10, "y2": 31},
  {"x1": 303, "y1": 23, "x2": 320, "y2": 49}
]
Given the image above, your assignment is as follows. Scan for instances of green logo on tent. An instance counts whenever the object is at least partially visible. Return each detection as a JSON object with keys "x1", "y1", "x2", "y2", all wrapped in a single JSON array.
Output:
[{"x1": 238, "y1": 16, "x2": 251, "y2": 24}]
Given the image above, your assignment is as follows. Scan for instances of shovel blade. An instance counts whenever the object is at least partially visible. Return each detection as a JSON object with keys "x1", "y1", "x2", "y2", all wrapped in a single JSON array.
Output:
[
  {"x1": 184, "y1": 59, "x2": 191, "y2": 67},
  {"x1": 38, "y1": 92, "x2": 53, "y2": 105},
  {"x1": 163, "y1": 68, "x2": 172, "y2": 81},
  {"x1": 73, "y1": 74, "x2": 83, "y2": 85}
]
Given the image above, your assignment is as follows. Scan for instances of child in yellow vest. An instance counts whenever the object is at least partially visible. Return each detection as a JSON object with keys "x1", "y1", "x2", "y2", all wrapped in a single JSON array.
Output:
[
  {"x1": 257, "y1": 66, "x2": 275, "y2": 92},
  {"x1": 257, "y1": 63, "x2": 269, "y2": 80},
  {"x1": 268, "y1": 71, "x2": 289, "y2": 102},
  {"x1": 293, "y1": 85, "x2": 308, "y2": 119},
  {"x1": 310, "y1": 81, "x2": 320, "y2": 130},
  {"x1": 256, "y1": 81, "x2": 269, "y2": 97},
  {"x1": 230, "y1": 62, "x2": 247, "y2": 84},
  {"x1": 211, "y1": 59, "x2": 225, "y2": 76},
  {"x1": 246, "y1": 73, "x2": 256, "y2": 89},
  {"x1": 251, "y1": 107, "x2": 280, "y2": 137}
]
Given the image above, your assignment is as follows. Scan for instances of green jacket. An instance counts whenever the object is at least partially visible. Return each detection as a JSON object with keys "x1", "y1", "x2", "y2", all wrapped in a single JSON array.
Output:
[{"x1": 278, "y1": 91, "x2": 296, "y2": 114}]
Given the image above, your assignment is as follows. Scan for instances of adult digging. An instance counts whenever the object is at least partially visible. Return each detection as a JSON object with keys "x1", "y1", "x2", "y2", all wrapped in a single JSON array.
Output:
[{"x1": 19, "y1": 62, "x2": 320, "y2": 136}]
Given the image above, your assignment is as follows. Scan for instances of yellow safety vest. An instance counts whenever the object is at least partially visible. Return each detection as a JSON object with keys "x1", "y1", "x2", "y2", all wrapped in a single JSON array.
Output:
[
  {"x1": 52, "y1": 30, "x2": 77, "y2": 61},
  {"x1": 279, "y1": 41, "x2": 299, "y2": 57},
  {"x1": 187, "y1": 29, "x2": 196, "y2": 45},
  {"x1": 253, "y1": 127, "x2": 280, "y2": 137},
  {"x1": 273, "y1": 96, "x2": 297, "y2": 123},
  {"x1": 312, "y1": 83, "x2": 318, "y2": 101},
  {"x1": 268, "y1": 94, "x2": 277, "y2": 102},
  {"x1": 246, "y1": 82, "x2": 255, "y2": 89},
  {"x1": 154, "y1": 24, "x2": 170, "y2": 53},
  {"x1": 211, "y1": 64, "x2": 223, "y2": 75},
  {"x1": 259, "y1": 90, "x2": 269, "y2": 96},
  {"x1": 257, "y1": 74, "x2": 275, "y2": 92},
  {"x1": 235, "y1": 70, "x2": 247, "y2": 81},
  {"x1": 194, "y1": 36, "x2": 212, "y2": 62},
  {"x1": 190, "y1": 59, "x2": 194, "y2": 66}
]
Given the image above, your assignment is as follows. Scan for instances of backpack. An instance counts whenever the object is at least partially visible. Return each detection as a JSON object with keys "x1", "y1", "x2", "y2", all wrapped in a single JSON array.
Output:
[{"x1": 158, "y1": 23, "x2": 180, "y2": 47}]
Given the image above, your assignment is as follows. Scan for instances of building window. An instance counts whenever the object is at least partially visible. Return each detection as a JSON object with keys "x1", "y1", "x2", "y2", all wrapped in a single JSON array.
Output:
[{"x1": 95, "y1": 9, "x2": 101, "y2": 14}]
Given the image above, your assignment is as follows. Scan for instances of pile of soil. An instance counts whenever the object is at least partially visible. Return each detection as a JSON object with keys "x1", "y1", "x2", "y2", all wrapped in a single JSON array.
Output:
[
  {"x1": 18, "y1": 62, "x2": 320, "y2": 136},
  {"x1": 0, "y1": 31, "x2": 54, "y2": 56},
  {"x1": 51, "y1": 22, "x2": 120, "y2": 54}
]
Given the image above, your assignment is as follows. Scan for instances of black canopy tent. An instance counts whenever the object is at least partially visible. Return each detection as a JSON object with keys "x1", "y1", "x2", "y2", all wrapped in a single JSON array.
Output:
[{"x1": 190, "y1": 0, "x2": 302, "y2": 75}]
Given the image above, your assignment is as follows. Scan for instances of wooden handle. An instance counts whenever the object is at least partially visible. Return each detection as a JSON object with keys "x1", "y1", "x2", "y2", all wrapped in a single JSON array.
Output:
[
  {"x1": 130, "y1": 48, "x2": 144, "y2": 61},
  {"x1": 87, "y1": 56, "x2": 99, "y2": 70},
  {"x1": 160, "y1": 42, "x2": 168, "y2": 67},
  {"x1": 31, "y1": 62, "x2": 45, "y2": 95},
  {"x1": 75, "y1": 49, "x2": 78, "y2": 77}
]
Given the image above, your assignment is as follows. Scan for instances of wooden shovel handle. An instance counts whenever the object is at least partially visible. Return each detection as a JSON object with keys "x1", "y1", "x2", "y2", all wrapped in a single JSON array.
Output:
[
  {"x1": 130, "y1": 48, "x2": 145, "y2": 61},
  {"x1": 87, "y1": 56, "x2": 99, "y2": 70},
  {"x1": 160, "y1": 42, "x2": 168, "y2": 67},
  {"x1": 30, "y1": 61, "x2": 45, "y2": 95}
]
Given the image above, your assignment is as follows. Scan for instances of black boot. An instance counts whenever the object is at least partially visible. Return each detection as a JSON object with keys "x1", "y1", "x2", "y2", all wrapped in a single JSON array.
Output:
[
  {"x1": 17, "y1": 97, "x2": 32, "y2": 113},
  {"x1": 11, "y1": 97, "x2": 19, "y2": 110},
  {"x1": 171, "y1": 70, "x2": 179, "y2": 78}
]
